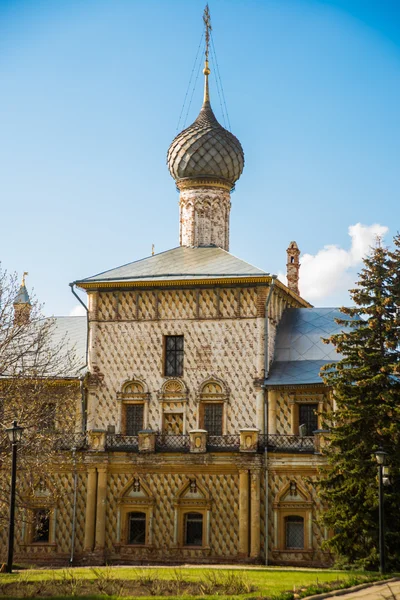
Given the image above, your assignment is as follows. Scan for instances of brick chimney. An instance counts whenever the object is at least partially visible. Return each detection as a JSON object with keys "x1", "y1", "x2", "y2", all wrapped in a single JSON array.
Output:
[{"x1": 286, "y1": 242, "x2": 300, "y2": 296}]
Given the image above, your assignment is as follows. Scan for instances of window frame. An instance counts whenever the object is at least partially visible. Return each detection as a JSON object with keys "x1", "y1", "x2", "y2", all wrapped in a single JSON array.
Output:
[
  {"x1": 37, "y1": 402, "x2": 57, "y2": 432},
  {"x1": 184, "y1": 512, "x2": 204, "y2": 547},
  {"x1": 201, "y1": 402, "x2": 224, "y2": 436},
  {"x1": 24, "y1": 507, "x2": 56, "y2": 546},
  {"x1": 127, "y1": 511, "x2": 147, "y2": 546},
  {"x1": 298, "y1": 403, "x2": 319, "y2": 437},
  {"x1": 123, "y1": 402, "x2": 145, "y2": 436},
  {"x1": 179, "y1": 508, "x2": 208, "y2": 548},
  {"x1": 285, "y1": 515, "x2": 305, "y2": 550},
  {"x1": 164, "y1": 335, "x2": 184, "y2": 377}
]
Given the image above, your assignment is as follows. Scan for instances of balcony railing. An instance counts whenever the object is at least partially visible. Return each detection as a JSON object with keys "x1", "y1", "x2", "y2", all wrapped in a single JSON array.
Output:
[
  {"x1": 106, "y1": 434, "x2": 139, "y2": 452},
  {"x1": 258, "y1": 434, "x2": 315, "y2": 453},
  {"x1": 52, "y1": 432, "x2": 88, "y2": 451},
  {"x1": 104, "y1": 433, "x2": 315, "y2": 453},
  {"x1": 155, "y1": 434, "x2": 190, "y2": 453},
  {"x1": 0, "y1": 432, "x2": 88, "y2": 453},
  {"x1": 207, "y1": 435, "x2": 240, "y2": 452}
]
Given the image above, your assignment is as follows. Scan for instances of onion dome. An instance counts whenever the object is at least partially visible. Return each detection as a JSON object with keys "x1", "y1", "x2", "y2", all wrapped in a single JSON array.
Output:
[{"x1": 167, "y1": 39, "x2": 244, "y2": 190}]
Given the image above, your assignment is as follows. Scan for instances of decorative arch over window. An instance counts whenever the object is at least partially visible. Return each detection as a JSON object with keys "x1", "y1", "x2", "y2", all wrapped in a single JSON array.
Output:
[
  {"x1": 173, "y1": 477, "x2": 211, "y2": 549},
  {"x1": 116, "y1": 476, "x2": 154, "y2": 548},
  {"x1": 158, "y1": 379, "x2": 188, "y2": 434},
  {"x1": 117, "y1": 378, "x2": 150, "y2": 434},
  {"x1": 197, "y1": 377, "x2": 229, "y2": 435},
  {"x1": 272, "y1": 480, "x2": 313, "y2": 560}
]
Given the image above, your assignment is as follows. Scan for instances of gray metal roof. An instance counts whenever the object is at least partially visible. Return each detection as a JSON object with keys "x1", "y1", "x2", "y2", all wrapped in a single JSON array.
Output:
[
  {"x1": 51, "y1": 316, "x2": 87, "y2": 375},
  {"x1": 13, "y1": 284, "x2": 31, "y2": 305},
  {"x1": 77, "y1": 246, "x2": 268, "y2": 284},
  {"x1": 266, "y1": 308, "x2": 347, "y2": 386},
  {"x1": 0, "y1": 316, "x2": 87, "y2": 379}
]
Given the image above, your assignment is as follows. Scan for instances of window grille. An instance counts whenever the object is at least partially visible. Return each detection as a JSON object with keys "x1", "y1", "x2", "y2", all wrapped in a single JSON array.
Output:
[
  {"x1": 125, "y1": 404, "x2": 144, "y2": 436},
  {"x1": 184, "y1": 512, "x2": 203, "y2": 546},
  {"x1": 165, "y1": 336, "x2": 184, "y2": 376},
  {"x1": 33, "y1": 509, "x2": 50, "y2": 543},
  {"x1": 128, "y1": 512, "x2": 146, "y2": 545},
  {"x1": 204, "y1": 403, "x2": 223, "y2": 435},
  {"x1": 299, "y1": 404, "x2": 318, "y2": 436},
  {"x1": 285, "y1": 516, "x2": 304, "y2": 549}
]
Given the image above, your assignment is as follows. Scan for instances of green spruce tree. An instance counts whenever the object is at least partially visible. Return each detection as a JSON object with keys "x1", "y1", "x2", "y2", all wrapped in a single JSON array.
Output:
[{"x1": 317, "y1": 239, "x2": 400, "y2": 570}]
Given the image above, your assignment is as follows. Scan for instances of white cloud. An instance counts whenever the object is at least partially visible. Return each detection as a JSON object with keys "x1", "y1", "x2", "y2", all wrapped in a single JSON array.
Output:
[
  {"x1": 69, "y1": 304, "x2": 87, "y2": 316},
  {"x1": 278, "y1": 223, "x2": 388, "y2": 303}
]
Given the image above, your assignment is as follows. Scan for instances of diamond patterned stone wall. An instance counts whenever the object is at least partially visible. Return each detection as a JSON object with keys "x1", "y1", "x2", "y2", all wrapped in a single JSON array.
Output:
[
  {"x1": 105, "y1": 470, "x2": 239, "y2": 558},
  {"x1": 90, "y1": 287, "x2": 261, "y2": 433},
  {"x1": 266, "y1": 464, "x2": 330, "y2": 564},
  {"x1": 276, "y1": 391, "x2": 291, "y2": 434}
]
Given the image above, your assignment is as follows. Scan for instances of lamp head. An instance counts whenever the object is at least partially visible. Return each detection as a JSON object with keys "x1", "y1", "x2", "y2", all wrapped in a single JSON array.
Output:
[
  {"x1": 5, "y1": 421, "x2": 24, "y2": 444},
  {"x1": 375, "y1": 448, "x2": 388, "y2": 465}
]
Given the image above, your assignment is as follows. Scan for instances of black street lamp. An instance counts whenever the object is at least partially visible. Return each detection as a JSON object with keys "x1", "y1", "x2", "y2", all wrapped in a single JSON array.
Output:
[
  {"x1": 375, "y1": 448, "x2": 389, "y2": 575},
  {"x1": 5, "y1": 421, "x2": 24, "y2": 574}
]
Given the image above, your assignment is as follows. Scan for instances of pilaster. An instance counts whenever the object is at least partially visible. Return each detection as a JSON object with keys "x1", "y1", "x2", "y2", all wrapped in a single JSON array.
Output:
[
  {"x1": 250, "y1": 469, "x2": 261, "y2": 558},
  {"x1": 84, "y1": 468, "x2": 97, "y2": 551},
  {"x1": 238, "y1": 469, "x2": 249, "y2": 557},
  {"x1": 95, "y1": 466, "x2": 108, "y2": 550}
]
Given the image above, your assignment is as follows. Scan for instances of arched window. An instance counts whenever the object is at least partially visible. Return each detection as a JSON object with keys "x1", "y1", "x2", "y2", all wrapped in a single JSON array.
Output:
[
  {"x1": 128, "y1": 511, "x2": 146, "y2": 545},
  {"x1": 118, "y1": 380, "x2": 149, "y2": 434},
  {"x1": 184, "y1": 512, "x2": 203, "y2": 546},
  {"x1": 198, "y1": 379, "x2": 228, "y2": 435},
  {"x1": 285, "y1": 515, "x2": 304, "y2": 549}
]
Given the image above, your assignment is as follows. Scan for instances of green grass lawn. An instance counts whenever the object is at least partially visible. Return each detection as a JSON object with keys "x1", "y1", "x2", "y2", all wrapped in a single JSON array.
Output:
[{"x1": 0, "y1": 565, "x2": 384, "y2": 600}]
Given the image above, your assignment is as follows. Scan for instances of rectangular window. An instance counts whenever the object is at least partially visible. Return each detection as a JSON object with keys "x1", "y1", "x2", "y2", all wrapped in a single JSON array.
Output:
[
  {"x1": 285, "y1": 516, "x2": 304, "y2": 549},
  {"x1": 299, "y1": 404, "x2": 318, "y2": 436},
  {"x1": 204, "y1": 404, "x2": 223, "y2": 436},
  {"x1": 164, "y1": 336, "x2": 184, "y2": 376},
  {"x1": 38, "y1": 403, "x2": 56, "y2": 432},
  {"x1": 125, "y1": 404, "x2": 144, "y2": 436},
  {"x1": 128, "y1": 512, "x2": 146, "y2": 545},
  {"x1": 184, "y1": 512, "x2": 203, "y2": 546},
  {"x1": 33, "y1": 509, "x2": 50, "y2": 543}
]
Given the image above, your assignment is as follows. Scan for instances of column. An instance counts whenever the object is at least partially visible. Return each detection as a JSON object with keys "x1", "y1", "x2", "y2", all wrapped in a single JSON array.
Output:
[
  {"x1": 95, "y1": 466, "x2": 107, "y2": 549},
  {"x1": 250, "y1": 470, "x2": 261, "y2": 558},
  {"x1": 256, "y1": 389, "x2": 264, "y2": 432},
  {"x1": 239, "y1": 469, "x2": 249, "y2": 557},
  {"x1": 84, "y1": 468, "x2": 97, "y2": 550},
  {"x1": 268, "y1": 390, "x2": 278, "y2": 434}
]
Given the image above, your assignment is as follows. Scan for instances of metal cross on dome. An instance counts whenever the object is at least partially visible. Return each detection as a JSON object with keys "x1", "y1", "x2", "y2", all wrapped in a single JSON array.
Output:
[{"x1": 203, "y1": 4, "x2": 212, "y2": 63}]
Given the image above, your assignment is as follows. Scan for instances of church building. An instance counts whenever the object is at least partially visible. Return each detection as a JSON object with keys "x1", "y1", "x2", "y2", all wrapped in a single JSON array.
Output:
[{"x1": 0, "y1": 9, "x2": 345, "y2": 567}]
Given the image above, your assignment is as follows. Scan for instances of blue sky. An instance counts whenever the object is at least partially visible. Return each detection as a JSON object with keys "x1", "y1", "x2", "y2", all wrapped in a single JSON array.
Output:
[{"x1": 1, "y1": 0, "x2": 399, "y2": 315}]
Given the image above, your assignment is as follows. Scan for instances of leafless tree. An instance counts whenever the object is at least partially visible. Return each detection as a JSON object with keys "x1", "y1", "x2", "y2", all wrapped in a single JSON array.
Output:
[{"x1": 0, "y1": 264, "x2": 84, "y2": 544}]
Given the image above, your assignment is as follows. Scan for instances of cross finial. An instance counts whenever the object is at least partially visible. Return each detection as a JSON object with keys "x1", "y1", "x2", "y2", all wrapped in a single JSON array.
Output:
[
  {"x1": 203, "y1": 4, "x2": 212, "y2": 64},
  {"x1": 203, "y1": 5, "x2": 212, "y2": 103},
  {"x1": 21, "y1": 271, "x2": 28, "y2": 286}
]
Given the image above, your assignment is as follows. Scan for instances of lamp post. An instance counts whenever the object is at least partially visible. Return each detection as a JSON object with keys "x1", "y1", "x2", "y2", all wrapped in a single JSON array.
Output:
[
  {"x1": 5, "y1": 421, "x2": 24, "y2": 574},
  {"x1": 375, "y1": 448, "x2": 388, "y2": 575}
]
